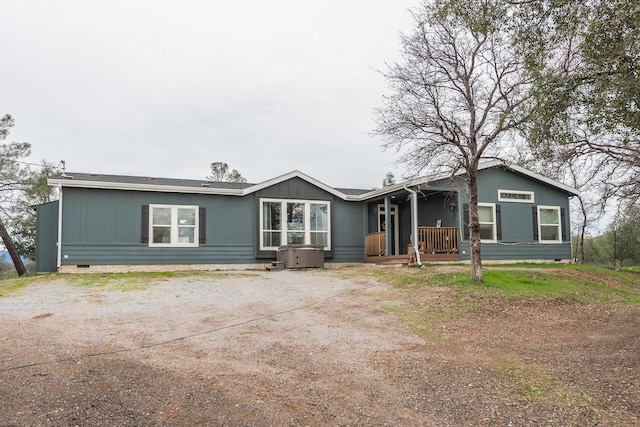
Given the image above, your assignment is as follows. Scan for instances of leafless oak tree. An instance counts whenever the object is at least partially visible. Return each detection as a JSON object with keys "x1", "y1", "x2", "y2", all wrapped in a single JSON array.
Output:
[{"x1": 375, "y1": 0, "x2": 531, "y2": 281}]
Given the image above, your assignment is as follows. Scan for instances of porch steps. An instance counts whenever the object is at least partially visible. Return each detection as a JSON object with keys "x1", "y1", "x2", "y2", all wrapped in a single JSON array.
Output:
[{"x1": 266, "y1": 261, "x2": 285, "y2": 271}]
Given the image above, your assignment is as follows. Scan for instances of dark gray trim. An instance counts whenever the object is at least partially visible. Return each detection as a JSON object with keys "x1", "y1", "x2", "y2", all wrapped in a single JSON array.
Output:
[
  {"x1": 532, "y1": 206, "x2": 539, "y2": 241},
  {"x1": 141, "y1": 205, "x2": 149, "y2": 244},
  {"x1": 199, "y1": 207, "x2": 206, "y2": 244}
]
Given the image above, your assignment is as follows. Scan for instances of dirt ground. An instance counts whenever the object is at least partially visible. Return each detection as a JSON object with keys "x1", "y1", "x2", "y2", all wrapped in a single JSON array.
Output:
[{"x1": 0, "y1": 267, "x2": 638, "y2": 426}]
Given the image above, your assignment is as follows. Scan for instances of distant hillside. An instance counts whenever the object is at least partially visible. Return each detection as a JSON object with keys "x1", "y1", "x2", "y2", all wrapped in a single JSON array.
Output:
[{"x1": 0, "y1": 250, "x2": 31, "y2": 264}]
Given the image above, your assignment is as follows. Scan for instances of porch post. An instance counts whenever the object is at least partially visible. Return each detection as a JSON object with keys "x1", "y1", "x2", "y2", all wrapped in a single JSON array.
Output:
[
  {"x1": 406, "y1": 186, "x2": 422, "y2": 265},
  {"x1": 384, "y1": 196, "x2": 392, "y2": 256}
]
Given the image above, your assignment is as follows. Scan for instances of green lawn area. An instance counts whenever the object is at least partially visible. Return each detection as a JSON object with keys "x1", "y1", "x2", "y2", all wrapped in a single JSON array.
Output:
[{"x1": 357, "y1": 263, "x2": 640, "y2": 305}]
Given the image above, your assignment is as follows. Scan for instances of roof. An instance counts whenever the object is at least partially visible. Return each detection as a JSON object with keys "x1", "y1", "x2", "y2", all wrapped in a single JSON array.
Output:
[
  {"x1": 48, "y1": 161, "x2": 580, "y2": 201},
  {"x1": 48, "y1": 170, "x2": 372, "y2": 201}
]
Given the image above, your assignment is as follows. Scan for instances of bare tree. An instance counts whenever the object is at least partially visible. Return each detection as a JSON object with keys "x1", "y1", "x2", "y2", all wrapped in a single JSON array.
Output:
[{"x1": 375, "y1": 0, "x2": 531, "y2": 281}]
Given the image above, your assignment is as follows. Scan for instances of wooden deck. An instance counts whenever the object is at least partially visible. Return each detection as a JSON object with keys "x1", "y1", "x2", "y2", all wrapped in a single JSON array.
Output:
[{"x1": 364, "y1": 226, "x2": 460, "y2": 264}]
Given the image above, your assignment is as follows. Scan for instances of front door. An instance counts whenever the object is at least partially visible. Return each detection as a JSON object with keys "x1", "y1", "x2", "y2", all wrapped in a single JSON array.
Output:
[{"x1": 377, "y1": 204, "x2": 399, "y2": 255}]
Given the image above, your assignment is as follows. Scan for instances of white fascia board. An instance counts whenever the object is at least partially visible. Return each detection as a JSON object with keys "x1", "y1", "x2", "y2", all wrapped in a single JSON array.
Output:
[
  {"x1": 241, "y1": 170, "x2": 350, "y2": 200},
  {"x1": 47, "y1": 178, "x2": 246, "y2": 196}
]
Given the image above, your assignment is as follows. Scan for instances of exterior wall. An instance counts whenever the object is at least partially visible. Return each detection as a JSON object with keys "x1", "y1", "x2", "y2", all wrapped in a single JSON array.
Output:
[
  {"x1": 458, "y1": 167, "x2": 573, "y2": 261},
  {"x1": 60, "y1": 187, "x2": 256, "y2": 266},
  {"x1": 254, "y1": 177, "x2": 364, "y2": 261},
  {"x1": 36, "y1": 201, "x2": 59, "y2": 273},
  {"x1": 58, "y1": 177, "x2": 365, "y2": 268}
]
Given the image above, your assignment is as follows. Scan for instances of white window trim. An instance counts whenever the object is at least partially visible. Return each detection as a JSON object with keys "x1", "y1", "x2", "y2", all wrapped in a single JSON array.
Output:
[
  {"x1": 537, "y1": 205, "x2": 562, "y2": 244},
  {"x1": 259, "y1": 198, "x2": 331, "y2": 251},
  {"x1": 478, "y1": 202, "x2": 497, "y2": 243},
  {"x1": 149, "y1": 204, "x2": 199, "y2": 248},
  {"x1": 498, "y1": 189, "x2": 535, "y2": 203}
]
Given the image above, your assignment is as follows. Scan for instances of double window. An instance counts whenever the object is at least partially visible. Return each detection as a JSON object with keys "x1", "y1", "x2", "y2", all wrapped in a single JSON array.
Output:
[
  {"x1": 149, "y1": 204, "x2": 199, "y2": 247},
  {"x1": 537, "y1": 206, "x2": 562, "y2": 243},
  {"x1": 260, "y1": 198, "x2": 330, "y2": 250}
]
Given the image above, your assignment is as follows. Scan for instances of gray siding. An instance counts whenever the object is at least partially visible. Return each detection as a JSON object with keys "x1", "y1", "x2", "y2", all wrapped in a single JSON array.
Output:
[
  {"x1": 255, "y1": 178, "x2": 364, "y2": 261},
  {"x1": 256, "y1": 177, "x2": 333, "y2": 200},
  {"x1": 459, "y1": 242, "x2": 572, "y2": 261},
  {"x1": 60, "y1": 188, "x2": 256, "y2": 266},
  {"x1": 458, "y1": 168, "x2": 574, "y2": 260},
  {"x1": 36, "y1": 201, "x2": 59, "y2": 273},
  {"x1": 332, "y1": 198, "x2": 366, "y2": 261},
  {"x1": 60, "y1": 178, "x2": 366, "y2": 266}
]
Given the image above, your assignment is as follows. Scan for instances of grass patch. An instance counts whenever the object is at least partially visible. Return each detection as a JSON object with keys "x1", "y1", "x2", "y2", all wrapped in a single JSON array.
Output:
[
  {"x1": 68, "y1": 271, "x2": 176, "y2": 290},
  {"x1": 425, "y1": 268, "x2": 640, "y2": 304},
  {"x1": 0, "y1": 274, "x2": 55, "y2": 297},
  {"x1": 65, "y1": 271, "x2": 243, "y2": 291}
]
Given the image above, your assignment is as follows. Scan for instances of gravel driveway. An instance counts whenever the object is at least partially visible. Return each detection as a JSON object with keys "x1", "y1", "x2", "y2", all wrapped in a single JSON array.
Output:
[
  {"x1": 1, "y1": 268, "x2": 638, "y2": 426},
  {"x1": 1, "y1": 270, "x2": 425, "y2": 426}
]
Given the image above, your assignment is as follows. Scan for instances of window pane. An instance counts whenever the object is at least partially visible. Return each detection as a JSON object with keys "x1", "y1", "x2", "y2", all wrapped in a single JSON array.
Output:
[
  {"x1": 287, "y1": 232, "x2": 304, "y2": 244},
  {"x1": 478, "y1": 206, "x2": 493, "y2": 223},
  {"x1": 263, "y1": 202, "x2": 281, "y2": 230},
  {"x1": 153, "y1": 208, "x2": 171, "y2": 225},
  {"x1": 540, "y1": 208, "x2": 559, "y2": 225},
  {"x1": 178, "y1": 227, "x2": 195, "y2": 243},
  {"x1": 310, "y1": 232, "x2": 327, "y2": 247},
  {"x1": 152, "y1": 226, "x2": 171, "y2": 244},
  {"x1": 479, "y1": 224, "x2": 494, "y2": 240},
  {"x1": 263, "y1": 231, "x2": 281, "y2": 247},
  {"x1": 310, "y1": 203, "x2": 328, "y2": 231},
  {"x1": 287, "y1": 203, "x2": 305, "y2": 230},
  {"x1": 178, "y1": 208, "x2": 196, "y2": 226},
  {"x1": 541, "y1": 225, "x2": 559, "y2": 241}
]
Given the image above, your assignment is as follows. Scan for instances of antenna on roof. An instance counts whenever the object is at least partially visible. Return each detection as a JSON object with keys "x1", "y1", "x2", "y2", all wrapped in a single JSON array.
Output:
[{"x1": 61, "y1": 160, "x2": 66, "y2": 177}]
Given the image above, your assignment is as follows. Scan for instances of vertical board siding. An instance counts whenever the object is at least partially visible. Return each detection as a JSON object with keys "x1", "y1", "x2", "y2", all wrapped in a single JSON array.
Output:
[{"x1": 36, "y1": 201, "x2": 59, "y2": 272}]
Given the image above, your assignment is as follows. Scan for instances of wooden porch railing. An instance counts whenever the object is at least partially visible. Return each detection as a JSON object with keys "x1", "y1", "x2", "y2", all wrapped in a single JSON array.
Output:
[
  {"x1": 365, "y1": 231, "x2": 386, "y2": 256},
  {"x1": 417, "y1": 227, "x2": 459, "y2": 254},
  {"x1": 366, "y1": 227, "x2": 459, "y2": 257}
]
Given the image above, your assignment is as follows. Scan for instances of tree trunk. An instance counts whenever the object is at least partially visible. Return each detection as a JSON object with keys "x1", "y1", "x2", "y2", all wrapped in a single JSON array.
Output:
[
  {"x1": 468, "y1": 172, "x2": 483, "y2": 282},
  {"x1": 579, "y1": 198, "x2": 587, "y2": 264},
  {"x1": 0, "y1": 218, "x2": 27, "y2": 276}
]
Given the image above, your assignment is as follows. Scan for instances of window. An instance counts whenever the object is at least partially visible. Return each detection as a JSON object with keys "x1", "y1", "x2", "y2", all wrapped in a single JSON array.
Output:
[
  {"x1": 149, "y1": 205, "x2": 199, "y2": 247},
  {"x1": 260, "y1": 199, "x2": 330, "y2": 250},
  {"x1": 498, "y1": 190, "x2": 534, "y2": 203},
  {"x1": 478, "y1": 203, "x2": 497, "y2": 243},
  {"x1": 538, "y1": 206, "x2": 561, "y2": 243}
]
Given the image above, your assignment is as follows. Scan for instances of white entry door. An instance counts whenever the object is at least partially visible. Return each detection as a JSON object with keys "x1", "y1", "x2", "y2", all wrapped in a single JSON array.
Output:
[{"x1": 377, "y1": 204, "x2": 399, "y2": 255}]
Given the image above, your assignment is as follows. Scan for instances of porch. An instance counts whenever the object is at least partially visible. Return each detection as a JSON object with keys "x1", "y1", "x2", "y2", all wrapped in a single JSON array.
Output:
[{"x1": 364, "y1": 227, "x2": 460, "y2": 264}]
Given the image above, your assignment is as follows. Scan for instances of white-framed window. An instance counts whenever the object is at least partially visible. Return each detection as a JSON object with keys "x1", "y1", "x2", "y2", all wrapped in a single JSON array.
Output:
[
  {"x1": 478, "y1": 203, "x2": 497, "y2": 243},
  {"x1": 260, "y1": 198, "x2": 331, "y2": 250},
  {"x1": 149, "y1": 204, "x2": 199, "y2": 247},
  {"x1": 498, "y1": 189, "x2": 534, "y2": 203},
  {"x1": 538, "y1": 206, "x2": 562, "y2": 243}
]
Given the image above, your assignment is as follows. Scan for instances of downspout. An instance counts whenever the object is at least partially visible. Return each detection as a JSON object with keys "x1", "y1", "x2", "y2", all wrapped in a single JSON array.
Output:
[
  {"x1": 405, "y1": 185, "x2": 421, "y2": 266},
  {"x1": 56, "y1": 184, "x2": 63, "y2": 270}
]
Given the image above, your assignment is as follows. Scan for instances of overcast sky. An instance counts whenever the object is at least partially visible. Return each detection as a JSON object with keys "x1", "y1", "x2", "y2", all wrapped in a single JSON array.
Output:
[{"x1": 2, "y1": 0, "x2": 418, "y2": 189}]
